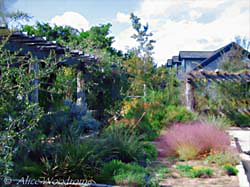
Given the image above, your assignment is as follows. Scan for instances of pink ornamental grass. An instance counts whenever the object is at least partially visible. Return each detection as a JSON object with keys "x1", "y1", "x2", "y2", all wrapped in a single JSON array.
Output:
[{"x1": 157, "y1": 122, "x2": 231, "y2": 159}]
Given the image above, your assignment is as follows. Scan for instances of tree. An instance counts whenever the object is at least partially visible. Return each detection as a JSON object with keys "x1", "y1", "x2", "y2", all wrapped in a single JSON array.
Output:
[
  {"x1": 124, "y1": 13, "x2": 156, "y2": 97},
  {"x1": 23, "y1": 23, "x2": 79, "y2": 46},
  {"x1": 130, "y1": 13, "x2": 156, "y2": 58},
  {"x1": 235, "y1": 35, "x2": 250, "y2": 51}
]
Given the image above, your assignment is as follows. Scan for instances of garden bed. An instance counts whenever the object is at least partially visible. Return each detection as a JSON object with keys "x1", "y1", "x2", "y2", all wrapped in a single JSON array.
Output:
[
  {"x1": 156, "y1": 158, "x2": 239, "y2": 187},
  {"x1": 151, "y1": 123, "x2": 241, "y2": 187}
]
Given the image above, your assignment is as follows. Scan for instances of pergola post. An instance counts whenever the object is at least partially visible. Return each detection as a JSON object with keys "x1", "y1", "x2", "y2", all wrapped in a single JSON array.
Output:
[
  {"x1": 186, "y1": 78, "x2": 195, "y2": 111},
  {"x1": 76, "y1": 70, "x2": 87, "y2": 114},
  {"x1": 29, "y1": 61, "x2": 39, "y2": 103}
]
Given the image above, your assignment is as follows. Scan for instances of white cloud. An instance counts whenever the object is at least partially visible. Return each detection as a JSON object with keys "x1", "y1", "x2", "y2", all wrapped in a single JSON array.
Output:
[
  {"x1": 50, "y1": 12, "x2": 90, "y2": 31},
  {"x1": 113, "y1": 0, "x2": 250, "y2": 65},
  {"x1": 112, "y1": 27, "x2": 137, "y2": 52},
  {"x1": 115, "y1": 12, "x2": 130, "y2": 23}
]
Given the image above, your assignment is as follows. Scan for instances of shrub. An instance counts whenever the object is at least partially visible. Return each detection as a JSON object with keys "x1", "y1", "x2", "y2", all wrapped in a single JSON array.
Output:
[
  {"x1": 14, "y1": 123, "x2": 156, "y2": 180},
  {"x1": 39, "y1": 138, "x2": 103, "y2": 179},
  {"x1": 157, "y1": 123, "x2": 231, "y2": 160},
  {"x1": 199, "y1": 115, "x2": 233, "y2": 130},
  {"x1": 143, "y1": 143, "x2": 158, "y2": 161},
  {"x1": 15, "y1": 138, "x2": 102, "y2": 180},
  {"x1": 223, "y1": 164, "x2": 239, "y2": 176},
  {"x1": 205, "y1": 149, "x2": 240, "y2": 166},
  {"x1": 176, "y1": 144, "x2": 200, "y2": 161},
  {"x1": 226, "y1": 112, "x2": 250, "y2": 127},
  {"x1": 14, "y1": 124, "x2": 105, "y2": 180},
  {"x1": 99, "y1": 124, "x2": 149, "y2": 163},
  {"x1": 14, "y1": 160, "x2": 44, "y2": 178},
  {"x1": 39, "y1": 102, "x2": 101, "y2": 136},
  {"x1": 119, "y1": 94, "x2": 196, "y2": 141},
  {"x1": 99, "y1": 160, "x2": 150, "y2": 186},
  {"x1": 165, "y1": 105, "x2": 196, "y2": 125},
  {"x1": 189, "y1": 167, "x2": 213, "y2": 178},
  {"x1": 176, "y1": 165, "x2": 213, "y2": 178},
  {"x1": 176, "y1": 165, "x2": 193, "y2": 173}
]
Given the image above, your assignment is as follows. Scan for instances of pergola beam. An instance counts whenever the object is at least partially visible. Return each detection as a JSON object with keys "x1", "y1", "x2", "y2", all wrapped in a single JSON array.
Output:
[
  {"x1": 1, "y1": 30, "x2": 98, "y2": 115},
  {"x1": 186, "y1": 70, "x2": 250, "y2": 111}
]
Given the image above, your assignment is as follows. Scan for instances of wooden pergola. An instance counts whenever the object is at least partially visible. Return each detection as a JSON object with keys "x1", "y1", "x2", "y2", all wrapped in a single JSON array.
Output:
[
  {"x1": 0, "y1": 27, "x2": 98, "y2": 111},
  {"x1": 186, "y1": 70, "x2": 250, "y2": 113}
]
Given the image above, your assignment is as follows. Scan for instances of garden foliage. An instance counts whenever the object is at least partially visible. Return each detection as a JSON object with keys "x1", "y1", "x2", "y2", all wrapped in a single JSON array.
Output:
[
  {"x1": 193, "y1": 42, "x2": 250, "y2": 126},
  {"x1": 0, "y1": 45, "x2": 58, "y2": 175},
  {"x1": 176, "y1": 165, "x2": 213, "y2": 178},
  {"x1": 99, "y1": 160, "x2": 151, "y2": 186},
  {"x1": 1, "y1": 11, "x2": 242, "y2": 185}
]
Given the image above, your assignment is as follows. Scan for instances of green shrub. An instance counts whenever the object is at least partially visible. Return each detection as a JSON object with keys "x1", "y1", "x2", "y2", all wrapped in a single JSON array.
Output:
[
  {"x1": 99, "y1": 160, "x2": 151, "y2": 186},
  {"x1": 176, "y1": 165, "x2": 193, "y2": 173},
  {"x1": 176, "y1": 165, "x2": 213, "y2": 178},
  {"x1": 120, "y1": 94, "x2": 196, "y2": 141},
  {"x1": 14, "y1": 160, "x2": 44, "y2": 178},
  {"x1": 199, "y1": 115, "x2": 233, "y2": 130},
  {"x1": 143, "y1": 144, "x2": 157, "y2": 161},
  {"x1": 154, "y1": 167, "x2": 170, "y2": 179},
  {"x1": 100, "y1": 124, "x2": 148, "y2": 163},
  {"x1": 14, "y1": 123, "x2": 155, "y2": 180},
  {"x1": 223, "y1": 164, "x2": 239, "y2": 176},
  {"x1": 205, "y1": 150, "x2": 240, "y2": 166},
  {"x1": 40, "y1": 138, "x2": 103, "y2": 179},
  {"x1": 14, "y1": 135, "x2": 103, "y2": 180},
  {"x1": 226, "y1": 112, "x2": 250, "y2": 127},
  {"x1": 189, "y1": 167, "x2": 213, "y2": 178},
  {"x1": 145, "y1": 87, "x2": 180, "y2": 106},
  {"x1": 165, "y1": 105, "x2": 196, "y2": 124}
]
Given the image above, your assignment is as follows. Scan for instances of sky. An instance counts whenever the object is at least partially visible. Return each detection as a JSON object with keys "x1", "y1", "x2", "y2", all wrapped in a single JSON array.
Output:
[{"x1": 7, "y1": 0, "x2": 250, "y2": 65}]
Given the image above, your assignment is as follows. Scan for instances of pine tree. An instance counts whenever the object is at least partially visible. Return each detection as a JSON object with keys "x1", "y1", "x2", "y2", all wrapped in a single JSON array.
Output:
[{"x1": 128, "y1": 13, "x2": 156, "y2": 97}]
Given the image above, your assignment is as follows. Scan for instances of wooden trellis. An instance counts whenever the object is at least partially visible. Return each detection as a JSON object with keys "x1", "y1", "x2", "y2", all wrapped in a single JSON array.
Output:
[
  {"x1": 186, "y1": 70, "x2": 250, "y2": 114},
  {"x1": 1, "y1": 28, "x2": 98, "y2": 109}
]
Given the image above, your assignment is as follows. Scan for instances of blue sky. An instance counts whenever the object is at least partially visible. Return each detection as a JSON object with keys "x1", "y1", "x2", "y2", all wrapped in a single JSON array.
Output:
[
  {"x1": 10, "y1": 0, "x2": 140, "y2": 26},
  {"x1": 8, "y1": 0, "x2": 250, "y2": 65}
]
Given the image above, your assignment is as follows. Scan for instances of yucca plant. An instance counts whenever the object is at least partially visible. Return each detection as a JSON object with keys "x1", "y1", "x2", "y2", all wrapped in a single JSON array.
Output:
[{"x1": 40, "y1": 136, "x2": 103, "y2": 179}]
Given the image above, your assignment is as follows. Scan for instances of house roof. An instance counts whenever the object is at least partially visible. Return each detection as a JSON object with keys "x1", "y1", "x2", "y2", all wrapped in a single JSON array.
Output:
[
  {"x1": 193, "y1": 42, "x2": 245, "y2": 70},
  {"x1": 179, "y1": 51, "x2": 214, "y2": 59}
]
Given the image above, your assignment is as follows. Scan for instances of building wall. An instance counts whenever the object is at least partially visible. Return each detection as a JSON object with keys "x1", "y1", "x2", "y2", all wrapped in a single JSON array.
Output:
[
  {"x1": 185, "y1": 59, "x2": 204, "y2": 72},
  {"x1": 203, "y1": 57, "x2": 221, "y2": 71}
]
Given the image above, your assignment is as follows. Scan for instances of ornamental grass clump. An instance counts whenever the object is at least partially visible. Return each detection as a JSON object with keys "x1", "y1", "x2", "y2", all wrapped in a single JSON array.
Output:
[{"x1": 157, "y1": 123, "x2": 231, "y2": 160}]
